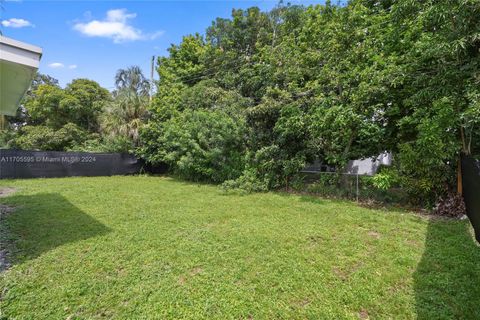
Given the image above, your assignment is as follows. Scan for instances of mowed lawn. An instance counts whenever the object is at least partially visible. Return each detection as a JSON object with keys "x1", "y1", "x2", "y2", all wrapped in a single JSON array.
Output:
[{"x1": 0, "y1": 177, "x2": 479, "y2": 319}]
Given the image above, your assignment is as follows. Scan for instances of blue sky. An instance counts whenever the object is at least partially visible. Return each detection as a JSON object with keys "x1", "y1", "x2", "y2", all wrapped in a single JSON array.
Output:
[{"x1": 1, "y1": 0, "x2": 324, "y2": 90}]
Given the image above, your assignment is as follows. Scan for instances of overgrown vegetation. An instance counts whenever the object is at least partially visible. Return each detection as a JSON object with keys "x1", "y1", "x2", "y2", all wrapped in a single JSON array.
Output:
[
  {"x1": 0, "y1": 67, "x2": 150, "y2": 153},
  {"x1": 1, "y1": 0, "x2": 479, "y2": 206},
  {"x1": 139, "y1": 0, "x2": 480, "y2": 206}
]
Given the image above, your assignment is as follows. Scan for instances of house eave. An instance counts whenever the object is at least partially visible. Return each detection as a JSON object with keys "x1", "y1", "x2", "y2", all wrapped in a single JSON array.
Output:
[{"x1": 0, "y1": 36, "x2": 43, "y2": 116}]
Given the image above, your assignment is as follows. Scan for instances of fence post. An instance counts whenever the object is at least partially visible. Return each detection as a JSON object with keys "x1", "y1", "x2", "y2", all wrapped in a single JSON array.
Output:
[
  {"x1": 356, "y1": 173, "x2": 359, "y2": 202},
  {"x1": 457, "y1": 158, "x2": 463, "y2": 196}
]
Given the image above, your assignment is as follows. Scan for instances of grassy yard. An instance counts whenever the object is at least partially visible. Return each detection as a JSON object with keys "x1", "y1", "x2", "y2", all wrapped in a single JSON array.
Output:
[{"x1": 0, "y1": 176, "x2": 479, "y2": 319}]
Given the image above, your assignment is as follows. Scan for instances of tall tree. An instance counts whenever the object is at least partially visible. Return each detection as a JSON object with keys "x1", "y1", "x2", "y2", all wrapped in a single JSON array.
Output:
[
  {"x1": 140, "y1": 0, "x2": 480, "y2": 203},
  {"x1": 102, "y1": 66, "x2": 150, "y2": 148},
  {"x1": 114, "y1": 66, "x2": 151, "y2": 97},
  {"x1": 24, "y1": 78, "x2": 110, "y2": 131},
  {"x1": 101, "y1": 90, "x2": 149, "y2": 147}
]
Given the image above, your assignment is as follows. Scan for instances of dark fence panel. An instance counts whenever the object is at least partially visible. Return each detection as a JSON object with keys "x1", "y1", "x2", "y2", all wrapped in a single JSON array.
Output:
[
  {"x1": 462, "y1": 155, "x2": 480, "y2": 242},
  {"x1": 0, "y1": 149, "x2": 148, "y2": 179}
]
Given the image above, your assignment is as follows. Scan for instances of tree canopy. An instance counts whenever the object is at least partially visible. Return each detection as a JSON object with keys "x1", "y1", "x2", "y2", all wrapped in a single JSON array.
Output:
[
  {"x1": 141, "y1": 0, "x2": 480, "y2": 204},
  {"x1": 2, "y1": 0, "x2": 479, "y2": 206}
]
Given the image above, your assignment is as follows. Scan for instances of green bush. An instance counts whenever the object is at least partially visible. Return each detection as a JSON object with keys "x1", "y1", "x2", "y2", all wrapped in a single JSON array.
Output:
[
  {"x1": 371, "y1": 167, "x2": 400, "y2": 191},
  {"x1": 221, "y1": 168, "x2": 269, "y2": 194},
  {"x1": 68, "y1": 135, "x2": 131, "y2": 153},
  {"x1": 140, "y1": 109, "x2": 246, "y2": 183},
  {"x1": 304, "y1": 174, "x2": 351, "y2": 199},
  {"x1": 292, "y1": 171, "x2": 408, "y2": 205},
  {"x1": 8, "y1": 123, "x2": 90, "y2": 151},
  {"x1": 0, "y1": 129, "x2": 16, "y2": 149}
]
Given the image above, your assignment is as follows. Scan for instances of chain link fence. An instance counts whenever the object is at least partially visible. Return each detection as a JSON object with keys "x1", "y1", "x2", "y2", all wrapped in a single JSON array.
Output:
[{"x1": 292, "y1": 171, "x2": 408, "y2": 204}]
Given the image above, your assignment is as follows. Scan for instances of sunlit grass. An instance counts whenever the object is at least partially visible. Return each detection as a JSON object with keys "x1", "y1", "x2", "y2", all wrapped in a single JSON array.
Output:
[{"x1": 0, "y1": 176, "x2": 478, "y2": 319}]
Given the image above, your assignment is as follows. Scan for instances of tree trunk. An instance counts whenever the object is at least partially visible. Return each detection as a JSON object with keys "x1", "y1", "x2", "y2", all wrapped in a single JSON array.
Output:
[
  {"x1": 0, "y1": 116, "x2": 6, "y2": 130},
  {"x1": 457, "y1": 125, "x2": 468, "y2": 196},
  {"x1": 457, "y1": 158, "x2": 463, "y2": 196},
  {"x1": 460, "y1": 126, "x2": 469, "y2": 155}
]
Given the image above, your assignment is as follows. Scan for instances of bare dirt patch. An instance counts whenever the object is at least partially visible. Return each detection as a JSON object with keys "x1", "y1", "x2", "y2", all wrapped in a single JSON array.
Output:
[
  {"x1": 295, "y1": 298, "x2": 311, "y2": 308},
  {"x1": 189, "y1": 267, "x2": 203, "y2": 276},
  {"x1": 333, "y1": 260, "x2": 364, "y2": 282},
  {"x1": 177, "y1": 275, "x2": 187, "y2": 286},
  {"x1": 0, "y1": 187, "x2": 16, "y2": 198},
  {"x1": 333, "y1": 266, "x2": 349, "y2": 281},
  {"x1": 358, "y1": 309, "x2": 370, "y2": 319},
  {"x1": 177, "y1": 267, "x2": 203, "y2": 286},
  {"x1": 367, "y1": 231, "x2": 381, "y2": 239}
]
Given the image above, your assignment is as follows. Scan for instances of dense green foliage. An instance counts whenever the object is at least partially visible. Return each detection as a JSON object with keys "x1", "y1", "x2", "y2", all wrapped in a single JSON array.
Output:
[
  {"x1": 2, "y1": 1, "x2": 479, "y2": 205},
  {"x1": 11, "y1": 123, "x2": 88, "y2": 151},
  {"x1": 141, "y1": 109, "x2": 246, "y2": 182},
  {"x1": 25, "y1": 79, "x2": 109, "y2": 131},
  {"x1": 1, "y1": 176, "x2": 479, "y2": 318},
  {"x1": 100, "y1": 66, "x2": 151, "y2": 151},
  {"x1": 2, "y1": 77, "x2": 110, "y2": 151},
  {"x1": 140, "y1": 0, "x2": 480, "y2": 204},
  {"x1": 1, "y1": 66, "x2": 151, "y2": 153}
]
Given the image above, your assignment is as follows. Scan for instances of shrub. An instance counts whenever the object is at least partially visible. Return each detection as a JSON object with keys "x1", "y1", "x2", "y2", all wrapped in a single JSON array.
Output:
[
  {"x1": 8, "y1": 123, "x2": 89, "y2": 151},
  {"x1": 140, "y1": 109, "x2": 246, "y2": 183},
  {"x1": 0, "y1": 129, "x2": 16, "y2": 149},
  {"x1": 221, "y1": 168, "x2": 269, "y2": 194},
  {"x1": 372, "y1": 169, "x2": 399, "y2": 191},
  {"x1": 69, "y1": 135, "x2": 132, "y2": 153}
]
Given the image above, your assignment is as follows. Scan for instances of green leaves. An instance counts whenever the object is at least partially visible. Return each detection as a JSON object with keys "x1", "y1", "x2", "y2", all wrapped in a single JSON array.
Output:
[
  {"x1": 141, "y1": 109, "x2": 246, "y2": 183},
  {"x1": 6, "y1": 75, "x2": 112, "y2": 152},
  {"x1": 9, "y1": 123, "x2": 90, "y2": 151},
  {"x1": 141, "y1": 0, "x2": 480, "y2": 201},
  {"x1": 24, "y1": 79, "x2": 110, "y2": 131}
]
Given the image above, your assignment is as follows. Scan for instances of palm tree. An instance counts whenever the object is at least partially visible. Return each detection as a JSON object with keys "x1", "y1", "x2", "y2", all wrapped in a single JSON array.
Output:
[
  {"x1": 102, "y1": 66, "x2": 150, "y2": 147},
  {"x1": 114, "y1": 66, "x2": 150, "y2": 97},
  {"x1": 101, "y1": 90, "x2": 148, "y2": 146}
]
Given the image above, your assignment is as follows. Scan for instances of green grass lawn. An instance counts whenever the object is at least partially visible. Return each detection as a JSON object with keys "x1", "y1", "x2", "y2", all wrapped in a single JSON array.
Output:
[{"x1": 0, "y1": 176, "x2": 479, "y2": 319}]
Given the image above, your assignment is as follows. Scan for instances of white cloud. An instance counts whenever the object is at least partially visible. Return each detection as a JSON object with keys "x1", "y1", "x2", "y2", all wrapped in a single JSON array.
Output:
[
  {"x1": 1, "y1": 18, "x2": 34, "y2": 28},
  {"x1": 48, "y1": 62, "x2": 64, "y2": 68},
  {"x1": 73, "y1": 9, "x2": 163, "y2": 43},
  {"x1": 149, "y1": 30, "x2": 164, "y2": 40},
  {"x1": 48, "y1": 63, "x2": 77, "y2": 69},
  {"x1": 106, "y1": 8, "x2": 136, "y2": 23}
]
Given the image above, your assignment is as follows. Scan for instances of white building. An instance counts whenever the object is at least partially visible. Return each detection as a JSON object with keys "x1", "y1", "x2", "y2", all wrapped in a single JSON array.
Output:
[
  {"x1": 344, "y1": 152, "x2": 392, "y2": 176},
  {"x1": 0, "y1": 36, "x2": 42, "y2": 124},
  {"x1": 303, "y1": 152, "x2": 393, "y2": 176}
]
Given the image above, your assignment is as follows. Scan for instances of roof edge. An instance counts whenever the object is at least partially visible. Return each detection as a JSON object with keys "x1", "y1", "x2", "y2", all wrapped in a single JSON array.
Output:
[{"x1": 0, "y1": 35, "x2": 42, "y2": 56}]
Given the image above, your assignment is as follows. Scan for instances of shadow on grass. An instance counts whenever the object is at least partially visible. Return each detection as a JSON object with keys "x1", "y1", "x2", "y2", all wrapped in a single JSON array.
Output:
[
  {"x1": 1, "y1": 193, "x2": 110, "y2": 266},
  {"x1": 414, "y1": 219, "x2": 480, "y2": 319}
]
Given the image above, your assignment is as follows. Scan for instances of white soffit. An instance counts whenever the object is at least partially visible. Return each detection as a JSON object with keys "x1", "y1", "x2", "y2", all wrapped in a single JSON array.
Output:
[{"x1": 0, "y1": 36, "x2": 42, "y2": 116}]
